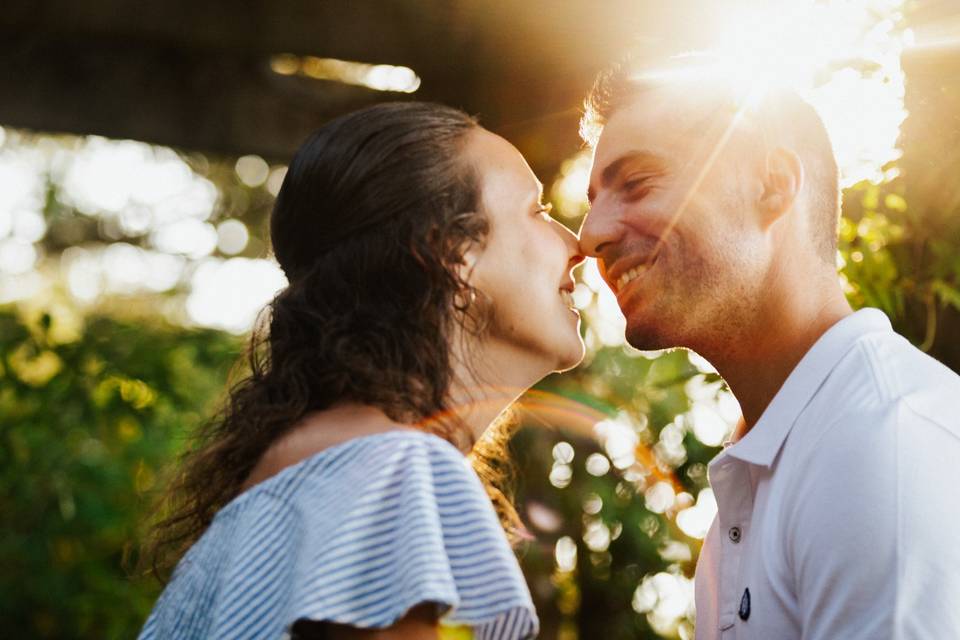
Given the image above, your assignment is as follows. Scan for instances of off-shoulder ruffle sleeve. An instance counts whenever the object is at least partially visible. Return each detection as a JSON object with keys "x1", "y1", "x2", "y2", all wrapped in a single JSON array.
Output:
[{"x1": 140, "y1": 431, "x2": 538, "y2": 640}]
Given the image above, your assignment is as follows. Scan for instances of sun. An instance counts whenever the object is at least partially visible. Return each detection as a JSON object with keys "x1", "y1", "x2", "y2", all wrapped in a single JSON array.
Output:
[{"x1": 704, "y1": 0, "x2": 909, "y2": 187}]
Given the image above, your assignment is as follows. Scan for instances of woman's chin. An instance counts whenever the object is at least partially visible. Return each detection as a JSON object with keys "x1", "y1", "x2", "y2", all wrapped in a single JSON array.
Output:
[{"x1": 552, "y1": 334, "x2": 586, "y2": 373}]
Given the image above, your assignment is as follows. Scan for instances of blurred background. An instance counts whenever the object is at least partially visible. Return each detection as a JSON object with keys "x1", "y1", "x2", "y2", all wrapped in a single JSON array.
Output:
[{"x1": 2, "y1": 1, "x2": 959, "y2": 638}]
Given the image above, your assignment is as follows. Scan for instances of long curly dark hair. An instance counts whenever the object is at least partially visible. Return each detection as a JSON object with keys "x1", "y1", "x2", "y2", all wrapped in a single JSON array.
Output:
[{"x1": 142, "y1": 102, "x2": 523, "y2": 580}]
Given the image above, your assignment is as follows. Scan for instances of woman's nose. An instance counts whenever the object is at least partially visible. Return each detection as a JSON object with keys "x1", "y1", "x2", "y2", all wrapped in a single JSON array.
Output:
[{"x1": 555, "y1": 219, "x2": 585, "y2": 269}]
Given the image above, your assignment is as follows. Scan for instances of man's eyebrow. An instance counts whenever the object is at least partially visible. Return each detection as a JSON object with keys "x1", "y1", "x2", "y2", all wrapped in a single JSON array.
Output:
[{"x1": 587, "y1": 150, "x2": 665, "y2": 204}]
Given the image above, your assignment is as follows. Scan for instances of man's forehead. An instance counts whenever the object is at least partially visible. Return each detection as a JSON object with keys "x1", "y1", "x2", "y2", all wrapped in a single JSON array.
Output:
[
  {"x1": 592, "y1": 86, "x2": 741, "y2": 173},
  {"x1": 592, "y1": 104, "x2": 684, "y2": 173}
]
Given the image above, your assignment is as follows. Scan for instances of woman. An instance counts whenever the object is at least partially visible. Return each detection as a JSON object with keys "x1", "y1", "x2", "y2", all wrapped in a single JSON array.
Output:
[{"x1": 139, "y1": 102, "x2": 584, "y2": 639}]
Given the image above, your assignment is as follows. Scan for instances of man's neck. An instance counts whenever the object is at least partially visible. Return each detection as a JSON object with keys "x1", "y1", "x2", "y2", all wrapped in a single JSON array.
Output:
[{"x1": 712, "y1": 285, "x2": 853, "y2": 435}]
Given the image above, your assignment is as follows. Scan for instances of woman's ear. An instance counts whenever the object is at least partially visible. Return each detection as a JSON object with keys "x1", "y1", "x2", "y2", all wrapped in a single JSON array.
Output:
[
  {"x1": 454, "y1": 246, "x2": 481, "y2": 293},
  {"x1": 759, "y1": 147, "x2": 804, "y2": 228},
  {"x1": 452, "y1": 249, "x2": 481, "y2": 312},
  {"x1": 460, "y1": 246, "x2": 478, "y2": 275}
]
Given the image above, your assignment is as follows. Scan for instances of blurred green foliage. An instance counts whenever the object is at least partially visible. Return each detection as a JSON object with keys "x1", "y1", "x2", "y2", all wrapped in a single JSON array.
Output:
[
  {"x1": 841, "y1": 176, "x2": 960, "y2": 356},
  {"x1": 515, "y1": 347, "x2": 718, "y2": 640},
  {"x1": 0, "y1": 308, "x2": 241, "y2": 638}
]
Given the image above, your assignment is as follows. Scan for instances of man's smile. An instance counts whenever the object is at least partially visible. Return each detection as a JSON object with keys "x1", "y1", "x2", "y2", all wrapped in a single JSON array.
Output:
[{"x1": 604, "y1": 252, "x2": 660, "y2": 295}]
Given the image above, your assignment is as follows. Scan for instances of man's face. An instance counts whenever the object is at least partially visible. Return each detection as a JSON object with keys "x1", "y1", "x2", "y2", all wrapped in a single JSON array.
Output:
[{"x1": 580, "y1": 87, "x2": 767, "y2": 352}]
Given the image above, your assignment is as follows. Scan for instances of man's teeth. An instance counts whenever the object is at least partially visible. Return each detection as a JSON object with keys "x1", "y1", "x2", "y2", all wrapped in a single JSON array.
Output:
[
  {"x1": 617, "y1": 266, "x2": 647, "y2": 291},
  {"x1": 560, "y1": 290, "x2": 575, "y2": 308}
]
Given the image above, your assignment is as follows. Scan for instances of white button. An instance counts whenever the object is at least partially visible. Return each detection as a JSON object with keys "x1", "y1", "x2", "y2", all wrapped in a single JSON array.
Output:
[{"x1": 728, "y1": 526, "x2": 742, "y2": 543}]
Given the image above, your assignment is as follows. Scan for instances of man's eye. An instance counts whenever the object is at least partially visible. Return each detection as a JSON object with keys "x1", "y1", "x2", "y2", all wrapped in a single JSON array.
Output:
[{"x1": 623, "y1": 177, "x2": 652, "y2": 199}]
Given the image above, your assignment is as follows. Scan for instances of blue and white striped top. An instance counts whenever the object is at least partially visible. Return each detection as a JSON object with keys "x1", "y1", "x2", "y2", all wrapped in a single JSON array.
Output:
[{"x1": 139, "y1": 430, "x2": 538, "y2": 639}]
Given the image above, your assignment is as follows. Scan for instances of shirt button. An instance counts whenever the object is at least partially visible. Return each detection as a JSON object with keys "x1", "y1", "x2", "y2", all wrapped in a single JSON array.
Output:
[
  {"x1": 728, "y1": 526, "x2": 742, "y2": 543},
  {"x1": 739, "y1": 588, "x2": 751, "y2": 620}
]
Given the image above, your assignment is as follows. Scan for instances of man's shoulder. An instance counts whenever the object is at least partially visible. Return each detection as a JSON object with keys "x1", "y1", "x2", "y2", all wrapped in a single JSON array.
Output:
[
  {"x1": 772, "y1": 330, "x2": 960, "y2": 639},
  {"x1": 814, "y1": 328, "x2": 960, "y2": 431},
  {"x1": 854, "y1": 329, "x2": 960, "y2": 434},
  {"x1": 780, "y1": 332, "x2": 960, "y2": 525},
  {"x1": 782, "y1": 331, "x2": 960, "y2": 551},
  {"x1": 786, "y1": 330, "x2": 960, "y2": 476}
]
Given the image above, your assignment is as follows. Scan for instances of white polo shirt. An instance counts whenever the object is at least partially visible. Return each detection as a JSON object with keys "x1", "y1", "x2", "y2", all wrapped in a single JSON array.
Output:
[{"x1": 694, "y1": 308, "x2": 960, "y2": 639}]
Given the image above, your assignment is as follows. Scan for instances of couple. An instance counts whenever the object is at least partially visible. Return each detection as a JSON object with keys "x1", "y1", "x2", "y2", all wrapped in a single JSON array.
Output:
[{"x1": 140, "y1": 60, "x2": 960, "y2": 639}]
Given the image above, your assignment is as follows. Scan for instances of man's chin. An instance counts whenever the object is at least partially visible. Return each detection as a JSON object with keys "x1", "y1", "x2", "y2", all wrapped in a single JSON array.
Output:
[{"x1": 624, "y1": 321, "x2": 674, "y2": 352}]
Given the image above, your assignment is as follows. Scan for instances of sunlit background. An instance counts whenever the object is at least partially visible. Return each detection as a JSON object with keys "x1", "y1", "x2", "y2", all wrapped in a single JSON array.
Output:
[
  {"x1": 3, "y1": 0, "x2": 960, "y2": 638},
  {"x1": 0, "y1": 1, "x2": 910, "y2": 327}
]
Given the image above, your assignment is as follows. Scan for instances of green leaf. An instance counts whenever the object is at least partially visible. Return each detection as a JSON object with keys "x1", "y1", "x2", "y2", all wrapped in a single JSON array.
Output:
[{"x1": 932, "y1": 280, "x2": 960, "y2": 311}]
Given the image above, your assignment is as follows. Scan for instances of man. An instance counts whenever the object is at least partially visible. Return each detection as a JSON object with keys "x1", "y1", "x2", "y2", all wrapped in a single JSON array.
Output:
[{"x1": 578, "y1": 58, "x2": 960, "y2": 638}]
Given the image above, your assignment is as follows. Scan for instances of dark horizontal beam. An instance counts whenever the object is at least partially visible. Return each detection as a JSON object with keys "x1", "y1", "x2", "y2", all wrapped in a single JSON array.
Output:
[
  {"x1": 0, "y1": 0, "x2": 467, "y2": 71},
  {"x1": 0, "y1": 0, "x2": 696, "y2": 72},
  {"x1": 0, "y1": 36, "x2": 404, "y2": 160},
  {"x1": 0, "y1": 0, "x2": 821, "y2": 177}
]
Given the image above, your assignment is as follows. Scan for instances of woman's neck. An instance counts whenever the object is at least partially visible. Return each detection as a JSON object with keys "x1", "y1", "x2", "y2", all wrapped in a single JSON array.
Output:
[{"x1": 445, "y1": 337, "x2": 553, "y2": 443}]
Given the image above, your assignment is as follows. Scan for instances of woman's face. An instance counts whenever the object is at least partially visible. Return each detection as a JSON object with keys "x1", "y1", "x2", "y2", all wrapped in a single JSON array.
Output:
[{"x1": 462, "y1": 128, "x2": 585, "y2": 373}]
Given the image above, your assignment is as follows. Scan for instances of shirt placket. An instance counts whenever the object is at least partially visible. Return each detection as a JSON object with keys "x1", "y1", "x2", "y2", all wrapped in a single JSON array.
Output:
[{"x1": 709, "y1": 455, "x2": 755, "y2": 638}]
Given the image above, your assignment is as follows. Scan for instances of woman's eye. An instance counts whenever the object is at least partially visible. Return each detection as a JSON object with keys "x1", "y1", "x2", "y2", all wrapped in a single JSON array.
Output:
[{"x1": 536, "y1": 203, "x2": 554, "y2": 220}]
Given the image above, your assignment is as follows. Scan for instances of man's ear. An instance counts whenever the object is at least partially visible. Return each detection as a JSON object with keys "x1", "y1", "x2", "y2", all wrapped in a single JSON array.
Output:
[{"x1": 758, "y1": 147, "x2": 803, "y2": 228}]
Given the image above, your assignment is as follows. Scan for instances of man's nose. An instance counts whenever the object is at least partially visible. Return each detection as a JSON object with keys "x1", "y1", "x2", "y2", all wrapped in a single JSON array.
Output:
[{"x1": 578, "y1": 196, "x2": 620, "y2": 258}]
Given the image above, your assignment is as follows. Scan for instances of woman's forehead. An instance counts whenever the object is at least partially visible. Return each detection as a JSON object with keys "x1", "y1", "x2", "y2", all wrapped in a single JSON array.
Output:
[{"x1": 468, "y1": 128, "x2": 541, "y2": 200}]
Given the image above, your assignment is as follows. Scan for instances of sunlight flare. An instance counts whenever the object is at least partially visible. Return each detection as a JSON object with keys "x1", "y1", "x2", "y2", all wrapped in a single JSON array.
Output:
[{"x1": 703, "y1": 0, "x2": 908, "y2": 187}]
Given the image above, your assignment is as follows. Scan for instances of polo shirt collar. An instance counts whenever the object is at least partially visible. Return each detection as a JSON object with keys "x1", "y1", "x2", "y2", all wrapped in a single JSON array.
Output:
[{"x1": 721, "y1": 307, "x2": 892, "y2": 468}]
